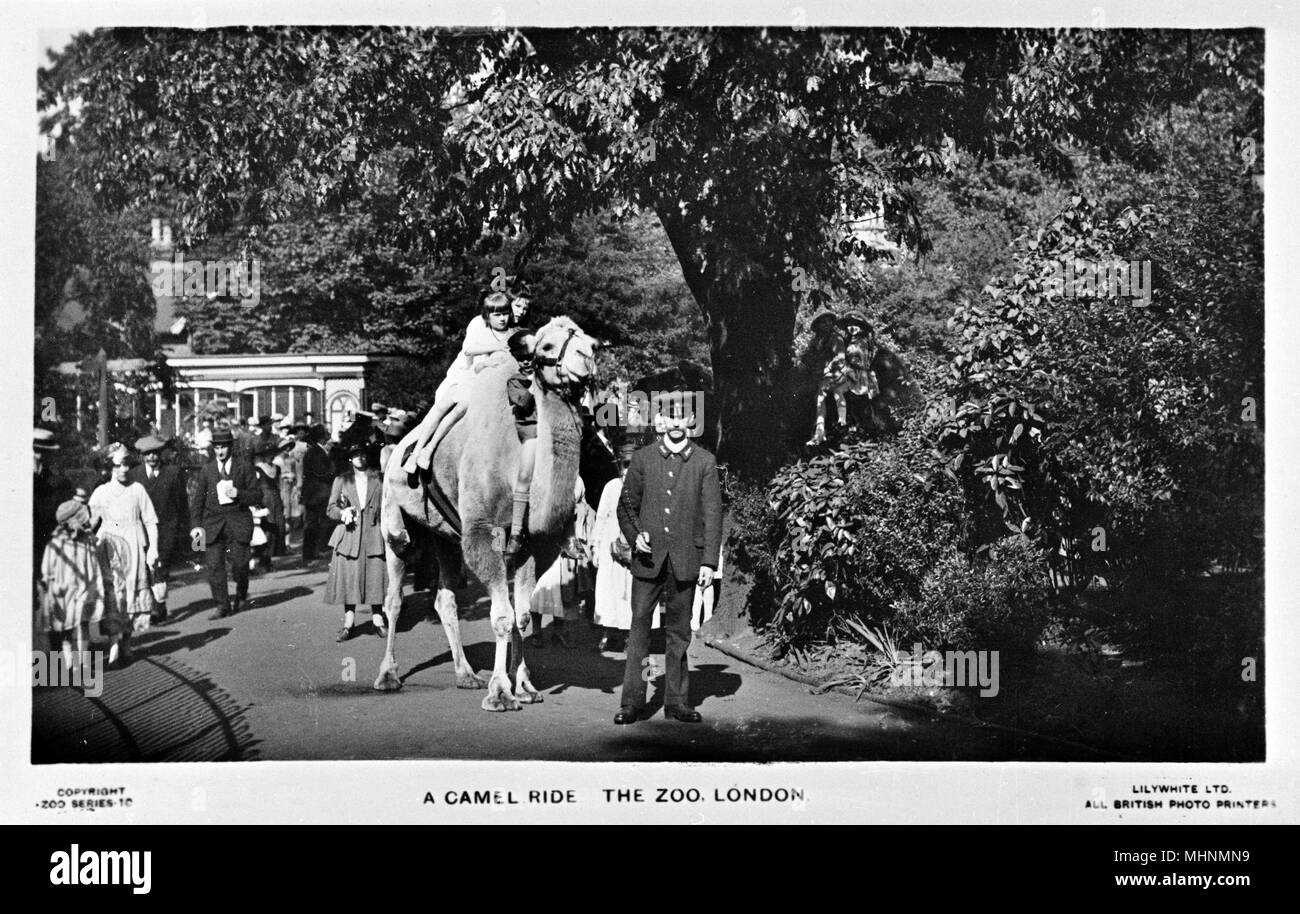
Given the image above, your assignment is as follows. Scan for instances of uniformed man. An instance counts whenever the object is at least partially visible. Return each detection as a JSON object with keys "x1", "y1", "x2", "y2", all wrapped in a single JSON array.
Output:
[{"x1": 614, "y1": 390, "x2": 722, "y2": 724}]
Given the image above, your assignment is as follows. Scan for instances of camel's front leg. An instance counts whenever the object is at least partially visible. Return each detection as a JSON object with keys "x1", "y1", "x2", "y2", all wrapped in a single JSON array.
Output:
[
  {"x1": 482, "y1": 579, "x2": 522, "y2": 712},
  {"x1": 511, "y1": 559, "x2": 543, "y2": 704},
  {"x1": 374, "y1": 548, "x2": 407, "y2": 691}
]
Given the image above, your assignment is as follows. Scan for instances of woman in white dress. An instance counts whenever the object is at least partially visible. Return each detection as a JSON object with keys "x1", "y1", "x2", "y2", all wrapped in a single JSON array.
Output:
[
  {"x1": 89, "y1": 443, "x2": 159, "y2": 665},
  {"x1": 591, "y1": 443, "x2": 659, "y2": 652}
]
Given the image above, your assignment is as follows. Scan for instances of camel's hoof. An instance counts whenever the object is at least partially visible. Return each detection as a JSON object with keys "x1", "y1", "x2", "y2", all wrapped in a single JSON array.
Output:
[
  {"x1": 456, "y1": 670, "x2": 488, "y2": 689},
  {"x1": 482, "y1": 693, "x2": 523, "y2": 712},
  {"x1": 373, "y1": 670, "x2": 403, "y2": 692}
]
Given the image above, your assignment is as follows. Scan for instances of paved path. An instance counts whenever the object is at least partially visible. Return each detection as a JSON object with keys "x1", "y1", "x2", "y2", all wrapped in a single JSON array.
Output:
[{"x1": 34, "y1": 556, "x2": 1065, "y2": 762}]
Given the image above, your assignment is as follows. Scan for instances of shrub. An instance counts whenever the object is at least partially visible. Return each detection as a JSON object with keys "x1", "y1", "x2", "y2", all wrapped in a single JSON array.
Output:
[
  {"x1": 891, "y1": 535, "x2": 1052, "y2": 659},
  {"x1": 752, "y1": 418, "x2": 967, "y2": 644}
]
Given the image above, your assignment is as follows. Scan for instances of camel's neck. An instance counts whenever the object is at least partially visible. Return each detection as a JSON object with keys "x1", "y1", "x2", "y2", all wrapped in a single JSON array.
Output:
[{"x1": 530, "y1": 382, "x2": 581, "y2": 535}]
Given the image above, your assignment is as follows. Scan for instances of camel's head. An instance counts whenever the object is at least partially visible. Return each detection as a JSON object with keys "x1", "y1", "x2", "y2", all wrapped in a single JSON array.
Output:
[{"x1": 532, "y1": 316, "x2": 597, "y2": 400}]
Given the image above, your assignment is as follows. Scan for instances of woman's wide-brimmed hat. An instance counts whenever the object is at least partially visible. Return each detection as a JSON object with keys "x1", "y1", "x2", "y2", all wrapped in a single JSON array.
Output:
[
  {"x1": 838, "y1": 310, "x2": 872, "y2": 334},
  {"x1": 809, "y1": 310, "x2": 839, "y2": 333}
]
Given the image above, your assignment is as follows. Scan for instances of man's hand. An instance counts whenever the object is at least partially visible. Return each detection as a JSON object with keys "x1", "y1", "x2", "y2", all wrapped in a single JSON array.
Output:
[
  {"x1": 697, "y1": 566, "x2": 715, "y2": 589},
  {"x1": 146, "y1": 548, "x2": 159, "y2": 568},
  {"x1": 634, "y1": 532, "x2": 651, "y2": 554}
]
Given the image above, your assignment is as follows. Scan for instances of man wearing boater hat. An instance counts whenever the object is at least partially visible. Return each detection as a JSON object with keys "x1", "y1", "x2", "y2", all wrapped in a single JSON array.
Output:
[
  {"x1": 130, "y1": 435, "x2": 190, "y2": 622},
  {"x1": 614, "y1": 389, "x2": 722, "y2": 724},
  {"x1": 33, "y1": 427, "x2": 72, "y2": 573},
  {"x1": 191, "y1": 426, "x2": 263, "y2": 619}
]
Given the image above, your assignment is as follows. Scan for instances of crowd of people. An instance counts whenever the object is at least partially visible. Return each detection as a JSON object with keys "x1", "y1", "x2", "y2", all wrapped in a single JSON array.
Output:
[{"x1": 34, "y1": 285, "x2": 729, "y2": 724}]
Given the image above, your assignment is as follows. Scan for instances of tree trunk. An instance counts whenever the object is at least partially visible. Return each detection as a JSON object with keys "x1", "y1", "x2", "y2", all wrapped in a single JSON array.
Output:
[{"x1": 656, "y1": 209, "x2": 798, "y2": 478}]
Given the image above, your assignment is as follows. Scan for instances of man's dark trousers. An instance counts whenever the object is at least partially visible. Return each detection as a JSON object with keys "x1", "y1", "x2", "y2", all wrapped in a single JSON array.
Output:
[
  {"x1": 301, "y1": 504, "x2": 328, "y2": 560},
  {"x1": 621, "y1": 556, "x2": 696, "y2": 712},
  {"x1": 205, "y1": 528, "x2": 249, "y2": 612}
]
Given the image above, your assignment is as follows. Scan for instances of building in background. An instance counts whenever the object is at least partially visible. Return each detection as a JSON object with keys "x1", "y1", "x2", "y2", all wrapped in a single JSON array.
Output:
[{"x1": 48, "y1": 217, "x2": 396, "y2": 442}]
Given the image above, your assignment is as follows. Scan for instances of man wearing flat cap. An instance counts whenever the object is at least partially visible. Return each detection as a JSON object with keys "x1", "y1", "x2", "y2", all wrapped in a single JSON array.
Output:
[
  {"x1": 130, "y1": 435, "x2": 190, "y2": 622},
  {"x1": 191, "y1": 426, "x2": 263, "y2": 619},
  {"x1": 615, "y1": 390, "x2": 722, "y2": 725}
]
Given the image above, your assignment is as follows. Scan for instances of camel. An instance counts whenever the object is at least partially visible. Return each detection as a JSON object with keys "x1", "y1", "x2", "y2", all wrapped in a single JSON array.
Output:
[{"x1": 374, "y1": 316, "x2": 596, "y2": 711}]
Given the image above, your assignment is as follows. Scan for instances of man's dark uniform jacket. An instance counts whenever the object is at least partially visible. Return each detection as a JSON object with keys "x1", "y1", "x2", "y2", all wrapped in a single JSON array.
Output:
[
  {"x1": 617, "y1": 439, "x2": 723, "y2": 582},
  {"x1": 129, "y1": 463, "x2": 190, "y2": 561},
  {"x1": 191, "y1": 456, "x2": 263, "y2": 544}
]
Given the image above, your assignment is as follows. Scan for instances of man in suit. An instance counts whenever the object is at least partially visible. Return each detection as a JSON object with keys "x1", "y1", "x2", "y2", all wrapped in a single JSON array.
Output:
[
  {"x1": 130, "y1": 435, "x2": 191, "y2": 623},
  {"x1": 191, "y1": 426, "x2": 263, "y2": 619},
  {"x1": 300, "y1": 424, "x2": 335, "y2": 561},
  {"x1": 615, "y1": 391, "x2": 723, "y2": 724}
]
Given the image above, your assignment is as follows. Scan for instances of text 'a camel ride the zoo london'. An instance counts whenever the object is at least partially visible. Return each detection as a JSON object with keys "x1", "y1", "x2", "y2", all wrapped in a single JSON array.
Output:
[{"x1": 423, "y1": 787, "x2": 808, "y2": 806}]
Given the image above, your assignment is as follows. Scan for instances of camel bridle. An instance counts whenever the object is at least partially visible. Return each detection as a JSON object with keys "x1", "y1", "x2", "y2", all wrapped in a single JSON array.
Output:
[{"x1": 534, "y1": 326, "x2": 593, "y2": 394}]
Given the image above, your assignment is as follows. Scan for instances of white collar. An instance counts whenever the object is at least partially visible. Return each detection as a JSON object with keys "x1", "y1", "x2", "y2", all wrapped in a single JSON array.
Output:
[{"x1": 661, "y1": 434, "x2": 689, "y2": 454}]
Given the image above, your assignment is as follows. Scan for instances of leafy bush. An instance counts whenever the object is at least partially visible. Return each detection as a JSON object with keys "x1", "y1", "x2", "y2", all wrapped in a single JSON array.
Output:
[
  {"x1": 891, "y1": 536, "x2": 1051, "y2": 659},
  {"x1": 749, "y1": 419, "x2": 967, "y2": 644},
  {"x1": 932, "y1": 185, "x2": 1261, "y2": 583}
]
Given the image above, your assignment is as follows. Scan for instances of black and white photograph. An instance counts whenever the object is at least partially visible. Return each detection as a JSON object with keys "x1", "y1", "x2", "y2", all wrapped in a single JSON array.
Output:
[{"x1": 4, "y1": 0, "x2": 1297, "y2": 826}]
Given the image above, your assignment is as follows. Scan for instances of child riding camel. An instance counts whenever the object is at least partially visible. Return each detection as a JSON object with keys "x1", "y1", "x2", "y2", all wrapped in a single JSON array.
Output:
[
  {"x1": 808, "y1": 310, "x2": 879, "y2": 446},
  {"x1": 503, "y1": 329, "x2": 538, "y2": 558},
  {"x1": 402, "y1": 291, "x2": 516, "y2": 484}
]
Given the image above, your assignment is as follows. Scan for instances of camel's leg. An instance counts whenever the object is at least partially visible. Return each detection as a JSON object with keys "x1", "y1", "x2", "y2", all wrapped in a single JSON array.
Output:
[
  {"x1": 373, "y1": 546, "x2": 407, "y2": 691},
  {"x1": 482, "y1": 587, "x2": 521, "y2": 712},
  {"x1": 511, "y1": 557, "x2": 542, "y2": 703},
  {"x1": 431, "y1": 537, "x2": 485, "y2": 689},
  {"x1": 465, "y1": 525, "x2": 521, "y2": 712}
]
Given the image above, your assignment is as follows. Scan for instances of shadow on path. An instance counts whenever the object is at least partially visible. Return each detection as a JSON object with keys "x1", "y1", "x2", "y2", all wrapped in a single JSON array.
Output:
[{"x1": 32, "y1": 656, "x2": 260, "y2": 763}]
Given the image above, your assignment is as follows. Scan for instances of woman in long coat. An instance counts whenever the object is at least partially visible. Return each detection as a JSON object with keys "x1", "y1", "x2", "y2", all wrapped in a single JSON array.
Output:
[
  {"x1": 251, "y1": 438, "x2": 287, "y2": 569},
  {"x1": 89, "y1": 443, "x2": 159, "y2": 665},
  {"x1": 325, "y1": 440, "x2": 387, "y2": 641}
]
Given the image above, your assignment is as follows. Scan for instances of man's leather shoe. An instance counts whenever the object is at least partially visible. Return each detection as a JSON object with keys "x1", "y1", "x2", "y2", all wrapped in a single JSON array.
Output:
[
  {"x1": 665, "y1": 706, "x2": 702, "y2": 723},
  {"x1": 614, "y1": 708, "x2": 640, "y2": 725},
  {"x1": 231, "y1": 597, "x2": 246, "y2": 616},
  {"x1": 212, "y1": 604, "x2": 233, "y2": 620}
]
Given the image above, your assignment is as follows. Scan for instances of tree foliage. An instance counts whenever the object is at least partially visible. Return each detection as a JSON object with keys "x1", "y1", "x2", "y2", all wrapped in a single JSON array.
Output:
[{"x1": 40, "y1": 25, "x2": 1256, "y2": 472}]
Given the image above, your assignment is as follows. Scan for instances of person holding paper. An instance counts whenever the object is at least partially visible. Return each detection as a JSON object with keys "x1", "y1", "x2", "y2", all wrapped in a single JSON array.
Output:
[{"x1": 191, "y1": 426, "x2": 263, "y2": 620}]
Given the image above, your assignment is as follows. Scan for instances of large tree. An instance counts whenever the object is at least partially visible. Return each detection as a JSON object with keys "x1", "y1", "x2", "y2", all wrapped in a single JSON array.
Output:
[{"x1": 39, "y1": 26, "x2": 1258, "y2": 472}]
